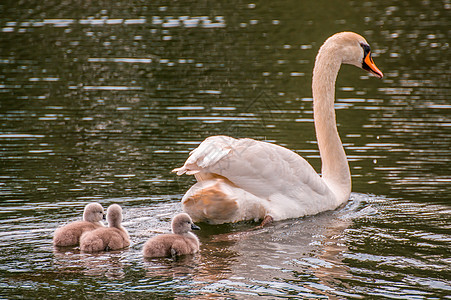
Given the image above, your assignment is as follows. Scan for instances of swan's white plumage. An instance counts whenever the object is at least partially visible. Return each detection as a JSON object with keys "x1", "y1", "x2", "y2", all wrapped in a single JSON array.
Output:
[
  {"x1": 174, "y1": 32, "x2": 383, "y2": 224},
  {"x1": 174, "y1": 136, "x2": 233, "y2": 174},
  {"x1": 174, "y1": 136, "x2": 337, "y2": 223}
]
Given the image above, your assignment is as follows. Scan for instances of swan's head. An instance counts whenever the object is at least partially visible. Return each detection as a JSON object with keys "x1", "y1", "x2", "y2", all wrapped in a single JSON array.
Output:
[
  {"x1": 324, "y1": 32, "x2": 383, "y2": 78},
  {"x1": 171, "y1": 213, "x2": 200, "y2": 234},
  {"x1": 106, "y1": 204, "x2": 123, "y2": 227},
  {"x1": 83, "y1": 202, "x2": 105, "y2": 222}
]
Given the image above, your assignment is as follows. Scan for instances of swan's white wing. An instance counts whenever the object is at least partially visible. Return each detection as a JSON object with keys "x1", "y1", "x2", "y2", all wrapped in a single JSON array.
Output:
[
  {"x1": 173, "y1": 135, "x2": 332, "y2": 204},
  {"x1": 173, "y1": 135, "x2": 234, "y2": 175}
]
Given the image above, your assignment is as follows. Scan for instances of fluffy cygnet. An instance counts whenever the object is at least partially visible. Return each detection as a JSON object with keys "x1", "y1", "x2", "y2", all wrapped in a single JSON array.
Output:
[
  {"x1": 143, "y1": 213, "x2": 200, "y2": 258},
  {"x1": 53, "y1": 202, "x2": 105, "y2": 247},
  {"x1": 80, "y1": 204, "x2": 130, "y2": 252}
]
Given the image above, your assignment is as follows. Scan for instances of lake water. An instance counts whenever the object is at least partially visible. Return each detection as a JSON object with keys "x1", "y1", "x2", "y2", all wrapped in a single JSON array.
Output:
[{"x1": 0, "y1": 0, "x2": 450, "y2": 298}]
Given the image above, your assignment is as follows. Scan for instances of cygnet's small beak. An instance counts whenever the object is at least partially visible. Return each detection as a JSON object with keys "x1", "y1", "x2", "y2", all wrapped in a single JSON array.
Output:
[
  {"x1": 102, "y1": 213, "x2": 106, "y2": 220},
  {"x1": 362, "y1": 51, "x2": 383, "y2": 79},
  {"x1": 191, "y1": 223, "x2": 200, "y2": 230}
]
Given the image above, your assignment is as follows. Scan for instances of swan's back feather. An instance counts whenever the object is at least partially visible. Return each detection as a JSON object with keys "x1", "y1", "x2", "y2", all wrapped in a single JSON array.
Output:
[
  {"x1": 174, "y1": 135, "x2": 337, "y2": 220},
  {"x1": 174, "y1": 135, "x2": 234, "y2": 175}
]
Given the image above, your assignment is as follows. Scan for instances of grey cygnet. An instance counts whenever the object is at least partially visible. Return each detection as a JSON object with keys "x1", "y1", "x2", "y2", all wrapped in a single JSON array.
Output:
[{"x1": 143, "y1": 213, "x2": 200, "y2": 258}]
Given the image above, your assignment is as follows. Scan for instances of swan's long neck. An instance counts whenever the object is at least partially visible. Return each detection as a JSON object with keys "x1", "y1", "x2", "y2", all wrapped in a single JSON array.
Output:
[
  {"x1": 108, "y1": 216, "x2": 122, "y2": 228},
  {"x1": 312, "y1": 44, "x2": 351, "y2": 203}
]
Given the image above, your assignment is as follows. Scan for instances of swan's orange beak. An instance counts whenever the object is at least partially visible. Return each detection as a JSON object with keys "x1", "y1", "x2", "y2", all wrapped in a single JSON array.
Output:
[{"x1": 363, "y1": 52, "x2": 383, "y2": 78}]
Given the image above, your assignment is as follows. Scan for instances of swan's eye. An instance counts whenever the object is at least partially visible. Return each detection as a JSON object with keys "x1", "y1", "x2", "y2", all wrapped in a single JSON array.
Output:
[{"x1": 360, "y1": 43, "x2": 371, "y2": 58}]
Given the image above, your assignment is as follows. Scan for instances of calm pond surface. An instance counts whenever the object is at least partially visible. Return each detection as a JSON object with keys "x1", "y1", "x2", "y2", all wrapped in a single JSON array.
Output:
[{"x1": 0, "y1": 0, "x2": 450, "y2": 298}]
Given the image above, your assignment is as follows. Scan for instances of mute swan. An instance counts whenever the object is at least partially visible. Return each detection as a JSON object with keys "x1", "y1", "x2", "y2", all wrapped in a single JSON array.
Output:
[
  {"x1": 53, "y1": 202, "x2": 105, "y2": 247},
  {"x1": 143, "y1": 213, "x2": 200, "y2": 258},
  {"x1": 173, "y1": 32, "x2": 383, "y2": 225},
  {"x1": 80, "y1": 204, "x2": 130, "y2": 252}
]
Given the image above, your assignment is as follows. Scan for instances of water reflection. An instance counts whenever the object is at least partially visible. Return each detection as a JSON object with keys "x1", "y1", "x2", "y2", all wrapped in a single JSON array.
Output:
[
  {"x1": 53, "y1": 249, "x2": 128, "y2": 279},
  {"x1": 46, "y1": 197, "x2": 358, "y2": 297},
  {"x1": 0, "y1": 193, "x2": 448, "y2": 298},
  {"x1": 138, "y1": 197, "x2": 365, "y2": 298}
]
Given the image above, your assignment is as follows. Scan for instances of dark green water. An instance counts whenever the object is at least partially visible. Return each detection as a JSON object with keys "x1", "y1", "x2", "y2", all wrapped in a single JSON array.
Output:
[{"x1": 0, "y1": 0, "x2": 450, "y2": 298}]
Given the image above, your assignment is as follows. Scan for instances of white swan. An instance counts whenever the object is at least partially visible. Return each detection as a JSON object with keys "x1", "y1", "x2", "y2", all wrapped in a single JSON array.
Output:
[{"x1": 173, "y1": 32, "x2": 383, "y2": 225}]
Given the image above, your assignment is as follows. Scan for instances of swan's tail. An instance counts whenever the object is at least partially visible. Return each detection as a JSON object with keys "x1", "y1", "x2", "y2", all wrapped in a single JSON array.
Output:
[
  {"x1": 181, "y1": 179, "x2": 239, "y2": 224},
  {"x1": 172, "y1": 165, "x2": 200, "y2": 176},
  {"x1": 172, "y1": 135, "x2": 235, "y2": 176}
]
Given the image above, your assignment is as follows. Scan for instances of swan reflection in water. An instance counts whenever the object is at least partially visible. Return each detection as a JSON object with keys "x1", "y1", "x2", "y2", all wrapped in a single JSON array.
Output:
[
  {"x1": 52, "y1": 196, "x2": 373, "y2": 297},
  {"x1": 53, "y1": 248, "x2": 128, "y2": 279},
  {"x1": 141, "y1": 196, "x2": 372, "y2": 297}
]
